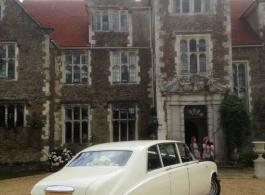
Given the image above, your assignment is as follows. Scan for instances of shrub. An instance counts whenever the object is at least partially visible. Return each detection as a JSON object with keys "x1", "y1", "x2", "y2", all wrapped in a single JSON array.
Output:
[
  {"x1": 239, "y1": 151, "x2": 258, "y2": 168},
  {"x1": 48, "y1": 148, "x2": 74, "y2": 172},
  {"x1": 220, "y1": 94, "x2": 252, "y2": 153}
]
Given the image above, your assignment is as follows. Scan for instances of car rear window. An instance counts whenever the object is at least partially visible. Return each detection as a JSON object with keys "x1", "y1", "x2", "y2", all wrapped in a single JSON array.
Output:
[{"x1": 68, "y1": 150, "x2": 133, "y2": 167}]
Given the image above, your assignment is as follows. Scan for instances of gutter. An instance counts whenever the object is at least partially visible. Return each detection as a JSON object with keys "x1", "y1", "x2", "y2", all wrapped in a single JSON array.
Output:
[{"x1": 232, "y1": 45, "x2": 263, "y2": 48}]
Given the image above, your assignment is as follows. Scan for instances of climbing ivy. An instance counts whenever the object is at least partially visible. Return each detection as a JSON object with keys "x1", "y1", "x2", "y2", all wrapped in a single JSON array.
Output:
[{"x1": 220, "y1": 94, "x2": 252, "y2": 153}]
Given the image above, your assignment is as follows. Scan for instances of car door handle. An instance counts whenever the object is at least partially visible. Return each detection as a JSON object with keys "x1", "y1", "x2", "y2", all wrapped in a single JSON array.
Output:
[{"x1": 166, "y1": 167, "x2": 172, "y2": 171}]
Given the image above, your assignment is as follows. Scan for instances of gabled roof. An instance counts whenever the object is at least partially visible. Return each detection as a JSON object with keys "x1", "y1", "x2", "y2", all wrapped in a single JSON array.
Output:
[
  {"x1": 231, "y1": 0, "x2": 263, "y2": 46},
  {"x1": 23, "y1": 0, "x2": 89, "y2": 47},
  {"x1": 12, "y1": 0, "x2": 53, "y2": 31}
]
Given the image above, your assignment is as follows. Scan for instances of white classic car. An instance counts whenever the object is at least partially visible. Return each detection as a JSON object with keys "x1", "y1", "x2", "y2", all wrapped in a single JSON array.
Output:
[{"x1": 30, "y1": 140, "x2": 221, "y2": 195}]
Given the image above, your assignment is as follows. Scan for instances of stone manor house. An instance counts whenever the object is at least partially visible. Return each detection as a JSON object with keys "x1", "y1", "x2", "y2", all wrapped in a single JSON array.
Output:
[{"x1": 1, "y1": 0, "x2": 265, "y2": 170}]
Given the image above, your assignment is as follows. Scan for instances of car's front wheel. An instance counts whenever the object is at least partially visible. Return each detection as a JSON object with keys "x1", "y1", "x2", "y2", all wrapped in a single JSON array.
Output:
[{"x1": 208, "y1": 176, "x2": 220, "y2": 195}]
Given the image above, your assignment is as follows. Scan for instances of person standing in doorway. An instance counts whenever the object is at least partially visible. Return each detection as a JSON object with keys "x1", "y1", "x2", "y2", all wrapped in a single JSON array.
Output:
[
  {"x1": 202, "y1": 136, "x2": 214, "y2": 161},
  {"x1": 190, "y1": 136, "x2": 201, "y2": 160}
]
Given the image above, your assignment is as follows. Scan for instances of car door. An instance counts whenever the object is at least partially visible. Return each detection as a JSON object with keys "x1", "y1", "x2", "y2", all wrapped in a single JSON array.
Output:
[
  {"x1": 177, "y1": 143, "x2": 208, "y2": 195},
  {"x1": 125, "y1": 145, "x2": 171, "y2": 195},
  {"x1": 158, "y1": 143, "x2": 189, "y2": 195}
]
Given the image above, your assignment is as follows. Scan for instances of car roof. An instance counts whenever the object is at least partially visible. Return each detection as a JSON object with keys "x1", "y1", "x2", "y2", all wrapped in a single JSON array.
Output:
[{"x1": 82, "y1": 140, "x2": 182, "y2": 152}]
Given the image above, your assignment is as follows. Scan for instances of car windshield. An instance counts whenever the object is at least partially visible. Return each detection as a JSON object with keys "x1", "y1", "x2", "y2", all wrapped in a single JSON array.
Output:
[{"x1": 68, "y1": 150, "x2": 133, "y2": 167}]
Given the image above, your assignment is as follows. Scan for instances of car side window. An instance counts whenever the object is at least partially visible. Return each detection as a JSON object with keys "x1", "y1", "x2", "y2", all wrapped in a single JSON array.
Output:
[
  {"x1": 177, "y1": 143, "x2": 194, "y2": 162},
  {"x1": 158, "y1": 143, "x2": 180, "y2": 167},
  {"x1": 147, "y1": 145, "x2": 162, "y2": 171}
]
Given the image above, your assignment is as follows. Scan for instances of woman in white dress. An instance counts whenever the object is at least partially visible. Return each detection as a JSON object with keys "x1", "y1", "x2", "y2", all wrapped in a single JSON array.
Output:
[{"x1": 190, "y1": 136, "x2": 201, "y2": 160}]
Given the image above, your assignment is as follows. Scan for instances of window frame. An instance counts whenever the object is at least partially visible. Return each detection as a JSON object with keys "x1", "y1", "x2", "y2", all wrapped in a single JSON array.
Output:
[
  {"x1": 0, "y1": 42, "x2": 17, "y2": 80},
  {"x1": 110, "y1": 103, "x2": 137, "y2": 142},
  {"x1": 232, "y1": 61, "x2": 249, "y2": 104},
  {"x1": 0, "y1": 0, "x2": 4, "y2": 20},
  {"x1": 93, "y1": 10, "x2": 128, "y2": 32},
  {"x1": 171, "y1": 0, "x2": 216, "y2": 15},
  {"x1": 176, "y1": 35, "x2": 211, "y2": 75},
  {"x1": 64, "y1": 51, "x2": 90, "y2": 85},
  {"x1": 0, "y1": 104, "x2": 25, "y2": 128},
  {"x1": 63, "y1": 104, "x2": 91, "y2": 144},
  {"x1": 110, "y1": 51, "x2": 139, "y2": 84}
]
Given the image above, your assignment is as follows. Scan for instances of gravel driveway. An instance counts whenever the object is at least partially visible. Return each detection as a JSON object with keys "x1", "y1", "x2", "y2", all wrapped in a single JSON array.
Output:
[{"x1": 1, "y1": 172, "x2": 265, "y2": 195}]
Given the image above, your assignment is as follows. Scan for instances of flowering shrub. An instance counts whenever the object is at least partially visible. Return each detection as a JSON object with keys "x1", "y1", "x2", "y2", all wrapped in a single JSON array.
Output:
[{"x1": 48, "y1": 147, "x2": 74, "y2": 172}]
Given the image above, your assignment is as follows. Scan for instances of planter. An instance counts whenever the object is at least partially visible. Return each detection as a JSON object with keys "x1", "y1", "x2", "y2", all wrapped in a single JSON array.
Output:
[
  {"x1": 252, "y1": 141, "x2": 265, "y2": 159},
  {"x1": 252, "y1": 141, "x2": 265, "y2": 178}
]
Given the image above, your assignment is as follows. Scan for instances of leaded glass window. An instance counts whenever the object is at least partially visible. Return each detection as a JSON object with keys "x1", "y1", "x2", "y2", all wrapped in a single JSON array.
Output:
[
  {"x1": 183, "y1": 0, "x2": 190, "y2": 13},
  {"x1": 113, "y1": 65, "x2": 120, "y2": 82},
  {"x1": 94, "y1": 12, "x2": 101, "y2": 30},
  {"x1": 190, "y1": 54, "x2": 197, "y2": 73},
  {"x1": 204, "y1": 0, "x2": 211, "y2": 12},
  {"x1": 0, "y1": 104, "x2": 24, "y2": 127},
  {"x1": 199, "y1": 54, "x2": 206, "y2": 72},
  {"x1": 113, "y1": 11, "x2": 120, "y2": 30},
  {"x1": 102, "y1": 11, "x2": 109, "y2": 30},
  {"x1": 112, "y1": 51, "x2": 137, "y2": 83},
  {"x1": 174, "y1": 0, "x2": 181, "y2": 13},
  {"x1": 65, "y1": 53, "x2": 89, "y2": 84},
  {"x1": 199, "y1": 39, "x2": 206, "y2": 52},
  {"x1": 173, "y1": 0, "x2": 213, "y2": 14},
  {"x1": 64, "y1": 105, "x2": 90, "y2": 144},
  {"x1": 0, "y1": 43, "x2": 16, "y2": 79},
  {"x1": 0, "y1": 45, "x2": 6, "y2": 58},
  {"x1": 178, "y1": 37, "x2": 208, "y2": 74},
  {"x1": 112, "y1": 104, "x2": 136, "y2": 142},
  {"x1": 121, "y1": 11, "x2": 127, "y2": 30},
  {"x1": 129, "y1": 52, "x2": 136, "y2": 64},
  {"x1": 190, "y1": 39, "x2": 196, "y2": 52},
  {"x1": 129, "y1": 65, "x2": 136, "y2": 82},
  {"x1": 181, "y1": 54, "x2": 188, "y2": 73},
  {"x1": 233, "y1": 63, "x2": 247, "y2": 100},
  {"x1": 180, "y1": 40, "x2": 188, "y2": 52},
  {"x1": 94, "y1": 10, "x2": 128, "y2": 31},
  {"x1": 194, "y1": 0, "x2": 201, "y2": 12}
]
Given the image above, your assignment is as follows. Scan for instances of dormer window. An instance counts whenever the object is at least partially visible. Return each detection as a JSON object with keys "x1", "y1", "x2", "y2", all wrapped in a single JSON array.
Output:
[
  {"x1": 93, "y1": 10, "x2": 128, "y2": 31},
  {"x1": 172, "y1": 0, "x2": 215, "y2": 14}
]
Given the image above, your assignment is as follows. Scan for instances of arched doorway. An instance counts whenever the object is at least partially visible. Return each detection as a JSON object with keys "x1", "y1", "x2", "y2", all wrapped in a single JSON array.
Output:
[
  {"x1": 184, "y1": 105, "x2": 208, "y2": 151},
  {"x1": 185, "y1": 121, "x2": 198, "y2": 148}
]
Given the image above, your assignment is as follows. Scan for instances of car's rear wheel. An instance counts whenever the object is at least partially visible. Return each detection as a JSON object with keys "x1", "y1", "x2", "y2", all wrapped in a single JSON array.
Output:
[{"x1": 208, "y1": 176, "x2": 220, "y2": 195}]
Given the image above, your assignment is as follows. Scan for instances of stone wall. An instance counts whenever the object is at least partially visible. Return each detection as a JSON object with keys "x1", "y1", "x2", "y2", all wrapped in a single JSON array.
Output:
[
  {"x1": 232, "y1": 46, "x2": 265, "y2": 140},
  {"x1": 51, "y1": 2, "x2": 153, "y2": 150},
  {"x1": 0, "y1": 0, "x2": 51, "y2": 170}
]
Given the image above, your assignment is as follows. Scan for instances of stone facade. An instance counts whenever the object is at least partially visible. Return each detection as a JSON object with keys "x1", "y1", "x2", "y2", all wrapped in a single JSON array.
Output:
[
  {"x1": 153, "y1": 0, "x2": 232, "y2": 163},
  {"x1": 0, "y1": 0, "x2": 52, "y2": 170},
  {"x1": 1, "y1": 0, "x2": 265, "y2": 171},
  {"x1": 0, "y1": 0, "x2": 153, "y2": 173}
]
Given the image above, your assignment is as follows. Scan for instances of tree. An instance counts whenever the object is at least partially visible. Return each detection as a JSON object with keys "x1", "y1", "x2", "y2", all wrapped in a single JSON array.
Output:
[{"x1": 220, "y1": 94, "x2": 252, "y2": 153}]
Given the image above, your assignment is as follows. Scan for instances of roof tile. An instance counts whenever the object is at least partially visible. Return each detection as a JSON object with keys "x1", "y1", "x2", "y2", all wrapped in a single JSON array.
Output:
[
  {"x1": 231, "y1": 0, "x2": 263, "y2": 46},
  {"x1": 23, "y1": 0, "x2": 89, "y2": 47}
]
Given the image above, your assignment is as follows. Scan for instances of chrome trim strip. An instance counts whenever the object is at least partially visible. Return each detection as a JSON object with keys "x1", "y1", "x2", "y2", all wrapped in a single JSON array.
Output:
[{"x1": 45, "y1": 186, "x2": 75, "y2": 192}]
